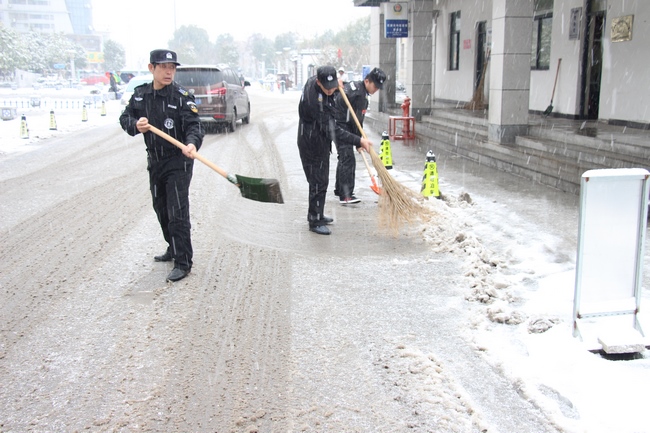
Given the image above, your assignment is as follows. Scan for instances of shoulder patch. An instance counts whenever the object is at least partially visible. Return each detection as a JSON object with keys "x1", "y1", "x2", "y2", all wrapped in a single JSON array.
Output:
[{"x1": 187, "y1": 101, "x2": 198, "y2": 113}]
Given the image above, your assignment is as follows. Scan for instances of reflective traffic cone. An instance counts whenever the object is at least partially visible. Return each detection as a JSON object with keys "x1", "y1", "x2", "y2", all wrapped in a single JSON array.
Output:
[
  {"x1": 101, "y1": 100, "x2": 106, "y2": 116},
  {"x1": 379, "y1": 131, "x2": 393, "y2": 169},
  {"x1": 82, "y1": 103, "x2": 88, "y2": 122},
  {"x1": 20, "y1": 114, "x2": 29, "y2": 139},
  {"x1": 49, "y1": 110, "x2": 57, "y2": 130},
  {"x1": 420, "y1": 150, "x2": 440, "y2": 198}
]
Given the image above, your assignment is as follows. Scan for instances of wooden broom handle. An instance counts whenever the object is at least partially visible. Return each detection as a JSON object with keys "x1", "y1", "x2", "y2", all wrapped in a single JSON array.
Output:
[
  {"x1": 338, "y1": 84, "x2": 368, "y2": 139},
  {"x1": 147, "y1": 125, "x2": 230, "y2": 180},
  {"x1": 336, "y1": 84, "x2": 378, "y2": 175},
  {"x1": 550, "y1": 58, "x2": 562, "y2": 101}
]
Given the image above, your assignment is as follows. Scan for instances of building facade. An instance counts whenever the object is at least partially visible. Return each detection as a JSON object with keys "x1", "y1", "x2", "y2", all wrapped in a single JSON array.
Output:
[
  {"x1": 357, "y1": 0, "x2": 649, "y2": 143},
  {"x1": 0, "y1": 0, "x2": 79, "y2": 34}
]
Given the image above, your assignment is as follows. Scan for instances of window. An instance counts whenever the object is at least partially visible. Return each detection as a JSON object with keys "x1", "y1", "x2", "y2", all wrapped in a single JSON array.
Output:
[
  {"x1": 449, "y1": 11, "x2": 461, "y2": 71},
  {"x1": 174, "y1": 68, "x2": 225, "y2": 89},
  {"x1": 531, "y1": 0, "x2": 553, "y2": 70}
]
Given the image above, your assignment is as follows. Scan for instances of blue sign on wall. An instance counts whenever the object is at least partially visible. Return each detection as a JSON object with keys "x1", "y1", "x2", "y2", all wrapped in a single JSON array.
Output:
[{"x1": 385, "y1": 19, "x2": 408, "y2": 38}]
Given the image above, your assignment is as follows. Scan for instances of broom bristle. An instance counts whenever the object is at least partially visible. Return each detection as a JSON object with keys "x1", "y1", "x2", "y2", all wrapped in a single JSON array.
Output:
[{"x1": 368, "y1": 148, "x2": 435, "y2": 234}]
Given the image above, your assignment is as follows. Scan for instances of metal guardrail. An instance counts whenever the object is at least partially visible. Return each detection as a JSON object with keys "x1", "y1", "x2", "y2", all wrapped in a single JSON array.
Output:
[{"x1": 0, "y1": 98, "x2": 108, "y2": 111}]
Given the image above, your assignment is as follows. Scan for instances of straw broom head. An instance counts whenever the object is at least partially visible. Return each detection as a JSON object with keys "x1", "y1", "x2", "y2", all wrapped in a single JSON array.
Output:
[
  {"x1": 336, "y1": 84, "x2": 435, "y2": 234},
  {"x1": 368, "y1": 147, "x2": 436, "y2": 235}
]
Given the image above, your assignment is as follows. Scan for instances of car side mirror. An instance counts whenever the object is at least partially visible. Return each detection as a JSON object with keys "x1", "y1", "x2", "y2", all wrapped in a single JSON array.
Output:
[{"x1": 244, "y1": 81, "x2": 251, "y2": 87}]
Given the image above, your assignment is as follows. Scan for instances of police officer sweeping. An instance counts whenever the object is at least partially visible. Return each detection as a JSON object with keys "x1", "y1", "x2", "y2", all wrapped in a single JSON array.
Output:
[
  {"x1": 119, "y1": 49, "x2": 204, "y2": 282},
  {"x1": 333, "y1": 67, "x2": 386, "y2": 204},
  {"x1": 297, "y1": 65, "x2": 371, "y2": 235}
]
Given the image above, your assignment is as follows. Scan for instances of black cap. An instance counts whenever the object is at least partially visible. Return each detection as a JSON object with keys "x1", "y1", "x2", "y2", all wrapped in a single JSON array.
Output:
[
  {"x1": 317, "y1": 66, "x2": 339, "y2": 90},
  {"x1": 367, "y1": 67, "x2": 386, "y2": 89},
  {"x1": 149, "y1": 49, "x2": 180, "y2": 65}
]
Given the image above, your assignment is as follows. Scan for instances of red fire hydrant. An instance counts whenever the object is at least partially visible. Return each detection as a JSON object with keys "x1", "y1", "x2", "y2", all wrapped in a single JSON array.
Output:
[
  {"x1": 401, "y1": 96, "x2": 411, "y2": 136},
  {"x1": 401, "y1": 96, "x2": 411, "y2": 117}
]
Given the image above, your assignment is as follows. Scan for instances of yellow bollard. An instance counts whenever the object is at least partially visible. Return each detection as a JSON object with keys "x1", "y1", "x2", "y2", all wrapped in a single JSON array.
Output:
[
  {"x1": 82, "y1": 103, "x2": 88, "y2": 122},
  {"x1": 101, "y1": 100, "x2": 106, "y2": 116},
  {"x1": 20, "y1": 114, "x2": 29, "y2": 139},
  {"x1": 379, "y1": 131, "x2": 393, "y2": 169},
  {"x1": 49, "y1": 110, "x2": 57, "y2": 130},
  {"x1": 420, "y1": 150, "x2": 440, "y2": 198}
]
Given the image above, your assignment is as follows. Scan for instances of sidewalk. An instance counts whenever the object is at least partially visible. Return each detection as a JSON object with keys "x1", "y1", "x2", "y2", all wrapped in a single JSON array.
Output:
[{"x1": 0, "y1": 98, "x2": 122, "y2": 156}]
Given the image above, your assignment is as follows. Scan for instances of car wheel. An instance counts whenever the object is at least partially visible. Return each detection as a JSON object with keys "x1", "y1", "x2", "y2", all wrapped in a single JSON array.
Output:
[
  {"x1": 227, "y1": 109, "x2": 237, "y2": 133},
  {"x1": 242, "y1": 104, "x2": 250, "y2": 125}
]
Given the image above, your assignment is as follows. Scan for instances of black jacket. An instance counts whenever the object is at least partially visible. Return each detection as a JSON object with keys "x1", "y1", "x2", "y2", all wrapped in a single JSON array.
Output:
[
  {"x1": 119, "y1": 81, "x2": 204, "y2": 163},
  {"x1": 297, "y1": 75, "x2": 340, "y2": 159},
  {"x1": 333, "y1": 80, "x2": 368, "y2": 148}
]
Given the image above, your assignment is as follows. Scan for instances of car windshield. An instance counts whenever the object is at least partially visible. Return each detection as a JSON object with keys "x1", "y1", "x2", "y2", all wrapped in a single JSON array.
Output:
[{"x1": 175, "y1": 69, "x2": 224, "y2": 89}]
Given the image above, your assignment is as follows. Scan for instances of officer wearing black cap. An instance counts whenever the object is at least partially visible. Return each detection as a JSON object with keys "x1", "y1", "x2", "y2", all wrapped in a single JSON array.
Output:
[
  {"x1": 332, "y1": 67, "x2": 386, "y2": 205},
  {"x1": 119, "y1": 49, "x2": 204, "y2": 282},
  {"x1": 297, "y1": 65, "x2": 370, "y2": 235}
]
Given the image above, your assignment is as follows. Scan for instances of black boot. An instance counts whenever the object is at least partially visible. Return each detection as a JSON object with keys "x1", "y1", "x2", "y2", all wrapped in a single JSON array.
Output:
[
  {"x1": 154, "y1": 251, "x2": 172, "y2": 262},
  {"x1": 167, "y1": 267, "x2": 190, "y2": 282}
]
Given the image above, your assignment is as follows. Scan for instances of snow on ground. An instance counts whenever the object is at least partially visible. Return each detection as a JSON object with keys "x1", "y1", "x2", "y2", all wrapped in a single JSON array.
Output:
[
  {"x1": 0, "y1": 86, "x2": 121, "y2": 156},
  {"x1": 385, "y1": 167, "x2": 650, "y2": 433},
  {"x1": 2, "y1": 86, "x2": 650, "y2": 432}
]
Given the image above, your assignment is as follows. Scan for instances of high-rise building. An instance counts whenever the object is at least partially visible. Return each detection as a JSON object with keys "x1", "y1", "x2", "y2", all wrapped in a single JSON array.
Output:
[
  {"x1": 65, "y1": 0, "x2": 93, "y2": 35},
  {"x1": 0, "y1": 0, "x2": 100, "y2": 52},
  {"x1": 0, "y1": 0, "x2": 73, "y2": 34}
]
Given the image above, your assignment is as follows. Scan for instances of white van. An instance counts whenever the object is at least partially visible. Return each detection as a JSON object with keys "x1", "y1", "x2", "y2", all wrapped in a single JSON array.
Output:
[{"x1": 120, "y1": 74, "x2": 153, "y2": 105}]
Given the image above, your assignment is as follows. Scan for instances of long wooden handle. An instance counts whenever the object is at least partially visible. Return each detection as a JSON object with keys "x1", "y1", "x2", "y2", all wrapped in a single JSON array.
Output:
[
  {"x1": 337, "y1": 85, "x2": 378, "y2": 180},
  {"x1": 147, "y1": 125, "x2": 233, "y2": 182},
  {"x1": 338, "y1": 85, "x2": 368, "y2": 140},
  {"x1": 550, "y1": 58, "x2": 562, "y2": 102}
]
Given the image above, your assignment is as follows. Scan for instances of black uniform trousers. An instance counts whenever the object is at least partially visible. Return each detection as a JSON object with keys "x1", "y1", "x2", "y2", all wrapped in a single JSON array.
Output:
[
  {"x1": 297, "y1": 122, "x2": 331, "y2": 227},
  {"x1": 334, "y1": 129, "x2": 356, "y2": 199},
  {"x1": 149, "y1": 156, "x2": 194, "y2": 271}
]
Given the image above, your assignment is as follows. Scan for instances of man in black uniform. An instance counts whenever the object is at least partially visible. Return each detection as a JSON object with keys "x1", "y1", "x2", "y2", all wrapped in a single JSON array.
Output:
[
  {"x1": 297, "y1": 66, "x2": 372, "y2": 235},
  {"x1": 119, "y1": 49, "x2": 204, "y2": 282},
  {"x1": 333, "y1": 67, "x2": 386, "y2": 204}
]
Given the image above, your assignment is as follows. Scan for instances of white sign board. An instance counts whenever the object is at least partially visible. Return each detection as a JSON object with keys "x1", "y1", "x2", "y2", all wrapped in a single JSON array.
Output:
[{"x1": 573, "y1": 168, "x2": 649, "y2": 342}]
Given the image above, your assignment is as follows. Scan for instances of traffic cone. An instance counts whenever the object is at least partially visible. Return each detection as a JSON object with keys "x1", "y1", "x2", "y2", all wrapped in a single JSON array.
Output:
[
  {"x1": 101, "y1": 100, "x2": 106, "y2": 116},
  {"x1": 420, "y1": 150, "x2": 440, "y2": 198},
  {"x1": 379, "y1": 131, "x2": 393, "y2": 169},
  {"x1": 20, "y1": 114, "x2": 29, "y2": 139},
  {"x1": 82, "y1": 103, "x2": 88, "y2": 122},
  {"x1": 49, "y1": 110, "x2": 57, "y2": 130}
]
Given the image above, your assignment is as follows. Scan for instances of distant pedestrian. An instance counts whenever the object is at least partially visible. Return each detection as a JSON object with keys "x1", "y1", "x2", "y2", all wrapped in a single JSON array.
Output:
[
  {"x1": 119, "y1": 49, "x2": 204, "y2": 282},
  {"x1": 333, "y1": 67, "x2": 386, "y2": 204},
  {"x1": 338, "y1": 67, "x2": 346, "y2": 83},
  {"x1": 108, "y1": 71, "x2": 118, "y2": 98}
]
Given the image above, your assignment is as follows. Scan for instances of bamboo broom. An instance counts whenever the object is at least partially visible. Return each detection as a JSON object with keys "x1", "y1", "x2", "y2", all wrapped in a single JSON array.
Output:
[
  {"x1": 337, "y1": 85, "x2": 434, "y2": 233},
  {"x1": 464, "y1": 49, "x2": 490, "y2": 111}
]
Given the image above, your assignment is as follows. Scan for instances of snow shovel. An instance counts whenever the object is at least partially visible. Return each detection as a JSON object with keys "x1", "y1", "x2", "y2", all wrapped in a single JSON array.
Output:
[
  {"x1": 148, "y1": 125, "x2": 284, "y2": 204},
  {"x1": 544, "y1": 58, "x2": 562, "y2": 116},
  {"x1": 337, "y1": 85, "x2": 382, "y2": 195}
]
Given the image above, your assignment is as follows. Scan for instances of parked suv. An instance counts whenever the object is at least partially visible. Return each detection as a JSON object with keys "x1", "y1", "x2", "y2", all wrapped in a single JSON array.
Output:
[{"x1": 174, "y1": 65, "x2": 250, "y2": 132}]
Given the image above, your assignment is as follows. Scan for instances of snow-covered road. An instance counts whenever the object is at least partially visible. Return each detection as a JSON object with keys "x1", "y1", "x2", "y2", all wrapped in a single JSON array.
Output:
[{"x1": 0, "y1": 86, "x2": 648, "y2": 432}]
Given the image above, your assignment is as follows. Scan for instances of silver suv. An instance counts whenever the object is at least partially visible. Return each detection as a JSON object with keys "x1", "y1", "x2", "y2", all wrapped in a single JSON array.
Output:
[{"x1": 174, "y1": 65, "x2": 250, "y2": 132}]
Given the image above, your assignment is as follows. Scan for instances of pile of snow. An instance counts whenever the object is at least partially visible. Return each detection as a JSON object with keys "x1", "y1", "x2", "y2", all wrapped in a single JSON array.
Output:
[{"x1": 389, "y1": 168, "x2": 650, "y2": 433}]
